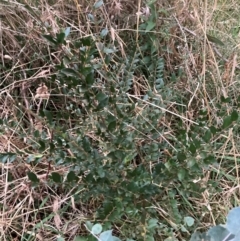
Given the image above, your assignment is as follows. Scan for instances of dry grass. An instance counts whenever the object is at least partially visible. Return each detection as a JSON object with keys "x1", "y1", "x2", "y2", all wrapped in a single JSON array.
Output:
[{"x1": 1, "y1": 0, "x2": 240, "y2": 240}]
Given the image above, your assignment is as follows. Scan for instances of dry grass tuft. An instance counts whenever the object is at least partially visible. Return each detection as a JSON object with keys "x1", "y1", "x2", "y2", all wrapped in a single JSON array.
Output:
[{"x1": 1, "y1": 0, "x2": 240, "y2": 239}]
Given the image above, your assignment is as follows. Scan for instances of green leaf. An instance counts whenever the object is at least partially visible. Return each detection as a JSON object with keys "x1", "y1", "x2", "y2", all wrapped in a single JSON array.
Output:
[
  {"x1": 188, "y1": 143, "x2": 196, "y2": 154},
  {"x1": 42, "y1": 35, "x2": 57, "y2": 45},
  {"x1": 91, "y1": 223, "x2": 102, "y2": 235},
  {"x1": 222, "y1": 116, "x2": 232, "y2": 129},
  {"x1": 103, "y1": 48, "x2": 115, "y2": 54},
  {"x1": 9, "y1": 153, "x2": 17, "y2": 162},
  {"x1": 51, "y1": 172, "x2": 62, "y2": 183},
  {"x1": 0, "y1": 153, "x2": 16, "y2": 163},
  {"x1": 203, "y1": 155, "x2": 215, "y2": 165},
  {"x1": 74, "y1": 236, "x2": 88, "y2": 241},
  {"x1": 231, "y1": 110, "x2": 238, "y2": 121},
  {"x1": 99, "y1": 230, "x2": 112, "y2": 241},
  {"x1": 184, "y1": 216, "x2": 195, "y2": 227},
  {"x1": 38, "y1": 140, "x2": 46, "y2": 152},
  {"x1": 107, "y1": 150, "x2": 124, "y2": 160},
  {"x1": 148, "y1": 218, "x2": 158, "y2": 229},
  {"x1": 101, "y1": 28, "x2": 108, "y2": 37},
  {"x1": 81, "y1": 37, "x2": 92, "y2": 46},
  {"x1": 145, "y1": 235, "x2": 154, "y2": 241},
  {"x1": 86, "y1": 72, "x2": 94, "y2": 86},
  {"x1": 209, "y1": 126, "x2": 217, "y2": 134},
  {"x1": 26, "y1": 154, "x2": 42, "y2": 163},
  {"x1": 67, "y1": 171, "x2": 78, "y2": 182},
  {"x1": 82, "y1": 137, "x2": 91, "y2": 152},
  {"x1": 64, "y1": 27, "x2": 71, "y2": 37},
  {"x1": 96, "y1": 92, "x2": 108, "y2": 109},
  {"x1": 226, "y1": 207, "x2": 240, "y2": 239},
  {"x1": 177, "y1": 152, "x2": 186, "y2": 161},
  {"x1": 44, "y1": 110, "x2": 53, "y2": 124},
  {"x1": 146, "y1": 21, "x2": 156, "y2": 31},
  {"x1": 207, "y1": 225, "x2": 233, "y2": 241},
  {"x1": 155, "y1": 78, "x2": 164, "y2": 89},
  {"x1": 87, "y1": 13, "x2": 95, "y2": 21},
  {"x1": 180, "y1": 224, "x2": 188, "y2": 232},
  {"x1": 56, "y1": 32, "x2": 66, "y2": 44},
  {"x1": 57, "y1": 237, "x2": 65, "y2": 241},
  {"x1": 177, "y1": 169, "x2": 186, "y2": 181},
  {"x1": 111, "y1": 237, "x2": 122, "y2": 241},
  {"x1": 27, "y1": 172, "x2": 39, "y2": 183},
  {"x1": 203, "y1": 129, "x2": 211, "y2": 142},
  {"x1": 107, "y1": 120, "x2": 117, "y2": 132},
  {"x1": 220, "y1": 96, "x2": 231, "y2": 103},
  {"x1": 0, "y1": 154, "x2": 10, "y2": 163},
  {"x1": 94, "y1": 0, "x2": 103, "y2": 9},
  {"x1": 206, "y1": 34, "x2": 224, "y2": 46},
  {"x1": 97, "y1": 168, "x2": 105, "y2": 178},
  {"x1": 98, "y1": 94, "x2": 108, "y2": 104},
  {"x1": 123, "y1": 151, "x2": 137, "y2": 164},
  {"x1": 60, "y1": 68, "x2": 80, "y2": 77},
  {"x1": 39, "y1": 196, "x2": 49, "y2": 208},
  {"x1": 49, "y1": 142, "x2": 55, "y2": 153},
  {"x1": 85, "y1": 221, "x2": 93, "y2": 230},
  {"x1": 189, "y1": 231, "x2": 209, "y2": 241}
]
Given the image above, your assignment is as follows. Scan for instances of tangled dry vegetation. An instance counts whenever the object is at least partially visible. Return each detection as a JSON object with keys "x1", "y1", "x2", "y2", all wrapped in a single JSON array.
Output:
[{"x1": 1, "y1": 0, "x2": 240, "y2": 240}]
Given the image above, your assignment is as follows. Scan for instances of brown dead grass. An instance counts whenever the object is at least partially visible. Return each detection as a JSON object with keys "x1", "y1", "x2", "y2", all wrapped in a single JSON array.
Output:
[{"x1": 0, "y1": 0, "x2": 240, "y2": 240}]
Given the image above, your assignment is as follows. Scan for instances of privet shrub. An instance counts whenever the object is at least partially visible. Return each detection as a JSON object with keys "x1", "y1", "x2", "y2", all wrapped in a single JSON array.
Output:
[{"x1": 1, "y1": 2, "x2": 240, "y2": 240}]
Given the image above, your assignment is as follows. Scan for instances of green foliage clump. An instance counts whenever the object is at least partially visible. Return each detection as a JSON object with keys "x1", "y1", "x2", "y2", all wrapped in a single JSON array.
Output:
[
  {"x1": 23, "y1": 26, "x2": 239, "y2": 239},
  {"x1": 1, "y1": 1, "x2": 240, "y2": 240}
]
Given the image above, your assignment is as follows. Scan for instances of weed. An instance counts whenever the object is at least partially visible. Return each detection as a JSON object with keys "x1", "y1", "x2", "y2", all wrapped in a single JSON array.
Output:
[{"x1": 1, "y1": 1, "x2": 240, "y2": 241}]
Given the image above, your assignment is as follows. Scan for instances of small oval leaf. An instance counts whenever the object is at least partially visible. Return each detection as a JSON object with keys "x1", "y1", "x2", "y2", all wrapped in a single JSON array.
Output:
[
  {"x1": 27, "y1": 172, "x2": 39, "y2": 183},
  {"x1": 94, "y1": 0, "x2": 103, "y2": 9},
  {"x1": 231, "y1": 110, "x2": 238, "y2": 122},
  {"x1": 51, "y1": 172, "x2": 62, "y2": 183},
  {"x1": 64, "y1": 27, "x2": 71, "y2": 37},
  {"x1": 85, "y1": 221, "x2": 93, "y2": 230},
  {"x1": 206, "y1": 34, "x2": 224, "y2": 46},
  {"x1": 146, "y1": 21, "x2": 156, "y2": 32},
  {"x1": 67, "y1": 171, "x2": 78, "y2": 182},
  {"x1": 92, "y1": 223, "x2": 102, "y2": 235},
  {"x1": 99, "y1": 230, "x2": 113, "y2": 241},
  {"x1": 184, "y1": 216, "x2": 195, "y2": 227},
  {"x1": 101, "y1": 28, "x2": 108, "y2": 37},
  {"x1": 222, "y1": 116, "x2": 232, "y2": 129}
]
